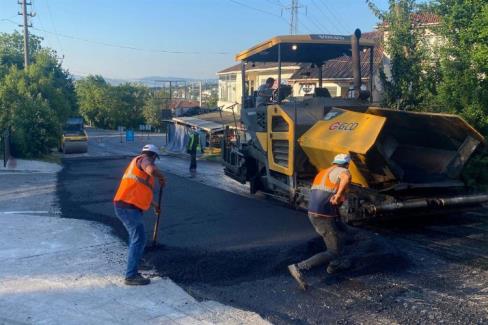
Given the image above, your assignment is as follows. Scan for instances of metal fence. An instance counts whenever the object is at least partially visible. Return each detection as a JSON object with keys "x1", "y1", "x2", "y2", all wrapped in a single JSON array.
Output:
[{"x1": 1, "y1": 128, "x2": 11, "y2": 167}]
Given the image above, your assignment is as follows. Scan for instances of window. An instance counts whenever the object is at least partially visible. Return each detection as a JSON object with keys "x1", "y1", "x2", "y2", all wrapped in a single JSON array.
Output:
[{"x1": 219, "y1": 73, "x2": 237, "y2": 102}]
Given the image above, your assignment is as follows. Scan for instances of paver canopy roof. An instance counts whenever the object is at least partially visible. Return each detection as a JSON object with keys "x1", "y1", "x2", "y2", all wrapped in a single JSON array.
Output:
[{"x1": 235, "y1": 33, "x2": 375, "y2": 63}]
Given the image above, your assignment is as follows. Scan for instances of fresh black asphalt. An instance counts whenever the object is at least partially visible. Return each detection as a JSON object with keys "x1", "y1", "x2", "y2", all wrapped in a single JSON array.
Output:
[{"x1": 57, "y1": 156, "x2": 488, "y2": 324}]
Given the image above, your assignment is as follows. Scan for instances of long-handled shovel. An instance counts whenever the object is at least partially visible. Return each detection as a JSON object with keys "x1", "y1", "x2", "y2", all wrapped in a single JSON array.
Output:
[{"x1": 151, "y1": 185, "x2": 164, "y2": 247}]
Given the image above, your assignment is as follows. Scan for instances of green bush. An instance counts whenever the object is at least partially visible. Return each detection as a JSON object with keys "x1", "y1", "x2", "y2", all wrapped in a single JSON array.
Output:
[
  {"x1": 0, "y1": 32, "x2": 78, "y2": 158},
  {"x1": 462, "y1": 151, "x2": 488, "y2": 191},
  {"x1": 76, "y1": 75, "x2": 147, "y2": 130},
  {"x1": 0, "y1": 67, "x2": 60, "y2": 157}
]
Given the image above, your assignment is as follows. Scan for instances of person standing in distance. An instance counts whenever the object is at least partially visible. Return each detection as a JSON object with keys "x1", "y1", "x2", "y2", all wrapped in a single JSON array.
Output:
[{"x1": 187, "y1": 127, "x2": 201, "y2": 178}]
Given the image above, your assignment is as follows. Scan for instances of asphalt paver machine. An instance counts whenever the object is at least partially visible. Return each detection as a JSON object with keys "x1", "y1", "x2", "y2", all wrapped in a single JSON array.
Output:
[{"x1": 222, "y1": 29, "x2": 488, "y2": 223}]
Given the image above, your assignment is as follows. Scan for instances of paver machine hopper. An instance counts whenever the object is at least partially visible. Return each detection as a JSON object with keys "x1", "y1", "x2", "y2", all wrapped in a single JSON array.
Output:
[{"x1": 222, "y1": 29, "x2": 488, "y2": 223}]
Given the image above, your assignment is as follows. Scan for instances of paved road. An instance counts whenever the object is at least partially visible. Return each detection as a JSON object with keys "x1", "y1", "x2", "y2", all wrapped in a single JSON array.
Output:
[
  {"x1": 56, "y1": 129, "x2": 488, "y2": 324},
  {"x1": 0, "y1": 160, "x2": 60, "y2": 215}
]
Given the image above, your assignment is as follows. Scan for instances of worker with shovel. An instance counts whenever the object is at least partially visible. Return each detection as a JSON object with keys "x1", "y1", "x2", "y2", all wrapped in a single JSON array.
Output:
[
  {"x1": 114, "y1": 144, "x2": 166, "y2": 286},
  {"x1": 288, "y1": 153, "x2": 352, "y2": 290}
]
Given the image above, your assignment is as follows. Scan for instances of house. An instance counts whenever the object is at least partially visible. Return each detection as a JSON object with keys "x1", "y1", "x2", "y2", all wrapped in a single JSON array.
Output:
[
  {"x1": 379, "y1": 12, "x2": 442, "y2": 81},
  {"x1": 169, "y1": 99, "x2": 200, "y2": 117},
  {"x1": 217, "y1": 32, "x2": 382, "y2": 111},
  {"x1": 289, "y1": 31, "x2": 383, "y2": 100},
  {"x1": 216, "y1": 13, "x2": 441, "y2": 112},
  {"x1": 217, "y1": 62, "x2": 301, "y2": 110}
]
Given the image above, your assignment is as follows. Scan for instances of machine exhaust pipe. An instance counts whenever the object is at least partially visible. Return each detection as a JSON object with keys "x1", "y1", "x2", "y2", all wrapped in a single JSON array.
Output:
[
  {"x1": 367, "y1": 194, "x2": 488, "y2": 216},
  {"x1": 351, "y1": 28, "x2": 362, "y2": 98}
]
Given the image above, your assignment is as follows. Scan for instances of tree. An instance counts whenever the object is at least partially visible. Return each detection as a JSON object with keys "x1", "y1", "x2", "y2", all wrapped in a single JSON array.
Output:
[
  {"x1": 0, "y1": 67, "x2": 60, "y2": 157},
  {"x1": 143, "y1": 89, "x2": 169, "y2": 129},
  {"x1": 431, "y1": 0, "x2": 488, "y2": 134},
  {"x1": 75, "y1": 75, "x2": 110, "y2": 127},
  {"x1": 425, "y1": 0, "x2": 488, "y2": 188},
  {"x1": 108, "y1": 83, "x2": 146, "y2": 130},
  {"x1": 0, "y1": 32, "x2": 79, "y2": 157},
  {"x1": 0, "y1": 31, "x2": 42, "y2": 75},
  {"x1": 367, "y1": 0, "x2": 430, "y2": 110},
  {"x1": 76, "y1": 76, "x2": 148, "y2": 129}
]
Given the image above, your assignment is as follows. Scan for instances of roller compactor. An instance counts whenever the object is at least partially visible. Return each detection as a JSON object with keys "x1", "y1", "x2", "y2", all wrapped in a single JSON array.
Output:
[
  {"x1": 222, "y1": 30, "x2": 488, "y2": 223},
  {"x1": 61, "y1": 117, "x2": 88, "y2": 154}
]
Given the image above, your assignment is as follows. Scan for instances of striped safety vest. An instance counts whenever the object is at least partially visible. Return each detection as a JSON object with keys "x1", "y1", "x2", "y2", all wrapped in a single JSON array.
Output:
[
  {"x1": 114, "y1": 156, "x2": 155, "y2": 211},
  {"x1": 311, "y1": 166, "x2": 342, "y2": 193},
  {"x1": 308, "y1": 166, "x2": 348, "y2": 217}
]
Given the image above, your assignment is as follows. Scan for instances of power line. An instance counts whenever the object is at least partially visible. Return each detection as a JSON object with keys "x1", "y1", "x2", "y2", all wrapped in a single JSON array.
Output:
[
  {"x1": 309, "y1": 0, "x2": 338, "y2": 34},
  {"x1": 307, "y1": 12, "x2": 330, "y2": 33},
  {"x1": 318, "y1": 0, "x2": 351, "y2": 34},
  {"x1": 30, "y1": 1, "x2": 53, "y2": 50},
  {"x1": 45, "y1": 0, "x2": 65, "y2": 58},
  {"x1": 2, "y1": 18, "x2": 231, "y2": 55},
  {"x1": 229, "y1": 0, "x2": 284, "y2": 19},
  {"x1": 229, "y1": 0, "x2": 290, "y2": 34},
  {"x1": 297, "y1": 17, "x2": 315, "y2": 34},
  {"x1": 304, "y1": 1, "x2": 331, "y2": 33},
  {"x1": 0, "y1": 15, "x2": 18, "y2": 21},
  {"x1": 264, "y1": 0, "x2": 283, "y2": 8}
]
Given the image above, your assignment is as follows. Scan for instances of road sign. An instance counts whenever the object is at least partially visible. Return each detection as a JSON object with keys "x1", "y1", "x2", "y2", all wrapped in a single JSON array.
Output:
[{"x1": 126, "y1": 130, "x2": 135, "y2": 142}]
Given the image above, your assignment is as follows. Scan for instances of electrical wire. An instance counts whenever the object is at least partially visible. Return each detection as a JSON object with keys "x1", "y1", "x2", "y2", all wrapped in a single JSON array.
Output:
[
  {"x1": 44, "y1": 0, "x2": 65, "y2": 57},
  {"x1": 297, "y1": 16, "x2": 315, "y2": 34},
  {"x1": 264, "y1": 0, "x2": 284, "y2": 8},
  {"x1": 307, "y1": 13, "x2": 330, "y2": 33},
  {"x1": 318, "y1": 0, "x2": 351, "y2": 34},
  {"x1": 0, "y1": 15, "x2": 18, "y2": 22},
  {"x1": 30, "y1": 1, "x2": 54, "y2": 51},
  {"x1": 228, "y1": 0, "x2": 284, "y2": 19},
  {"x1": 309, "y1": 0, "x2": 339, "y2": 34},
  {"x1": 304, "y1": 1, "x2": 331, "y2": 33},
  {"x1": 1, "y1": 18, "x2": 230, "y2": 55}
]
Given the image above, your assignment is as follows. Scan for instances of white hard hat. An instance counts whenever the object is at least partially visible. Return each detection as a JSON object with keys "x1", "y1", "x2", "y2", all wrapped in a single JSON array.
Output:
[
  {"x1": 141, "y1": 144, "x2": 160, "y2": 158},
  {"x1": 332, "y1": 153, "x2": 351, "y2": 165}
]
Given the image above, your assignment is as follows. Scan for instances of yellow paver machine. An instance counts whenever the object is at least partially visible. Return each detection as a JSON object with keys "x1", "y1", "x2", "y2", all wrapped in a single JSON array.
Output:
[{"x1": 222, "y1": 29, "x2": 488, "y2": 223}]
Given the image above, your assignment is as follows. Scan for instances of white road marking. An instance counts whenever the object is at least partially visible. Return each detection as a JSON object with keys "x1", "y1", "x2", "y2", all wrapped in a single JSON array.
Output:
[
  {"x1": 0, "y1": 184, "x2": 56, "y2": 196},
  {"x1": 0, "y1": 211, "x2": 51, "y2": 215},
  {"x1": 0, "y1": 187, "x2": 57, "y2": 202}
]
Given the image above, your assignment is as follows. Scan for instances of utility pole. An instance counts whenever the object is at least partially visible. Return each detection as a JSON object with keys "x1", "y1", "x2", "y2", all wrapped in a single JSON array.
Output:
[
  {"x1": 290, "y1": 0, "x2": 298, "y2": 35},
  {"x1": 282, "y1": 0, "x2": 304, "y2": 35},
  {"x1": 18, "y1": 0, "x2": 34, "y2": 67},
  {"x1": 199, "y1": 81, "x2": 202, "y2": 108}
]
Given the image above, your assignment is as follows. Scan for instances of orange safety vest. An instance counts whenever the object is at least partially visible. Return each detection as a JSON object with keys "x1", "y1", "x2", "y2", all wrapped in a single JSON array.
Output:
[
  {"x1": 114, "y1": 156, "x2": 155, "y2": 211},
  {"x1": 311, "y1": 166, "x2": 341, "y2": 193}
]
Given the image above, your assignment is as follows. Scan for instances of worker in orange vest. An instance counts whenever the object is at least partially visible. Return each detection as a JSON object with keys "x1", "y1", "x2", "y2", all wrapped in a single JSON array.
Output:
[
  {"x1": 113, "y1": 144, "x2": 166, "y2": 285},
  {"x1": 288, "y1": 153, "x2": 352, "y2": 290}
]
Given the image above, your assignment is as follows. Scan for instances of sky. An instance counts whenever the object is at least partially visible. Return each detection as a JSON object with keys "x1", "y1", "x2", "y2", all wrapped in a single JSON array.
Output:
[{"x1": 0, "y1": 0, "x2": 390, "y2": 79}]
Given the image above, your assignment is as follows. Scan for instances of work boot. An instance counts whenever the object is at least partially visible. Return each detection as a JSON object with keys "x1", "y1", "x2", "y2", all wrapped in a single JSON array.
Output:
[
  {"x1": 124, "y1": 273, "x2": 151, "y2": 286},
  {"x1": 326, "y1": 258, "x2": 352, "y2": 275},
  {"x1": 288, "y1": 264, "x2": 308, "y2": 290}
]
